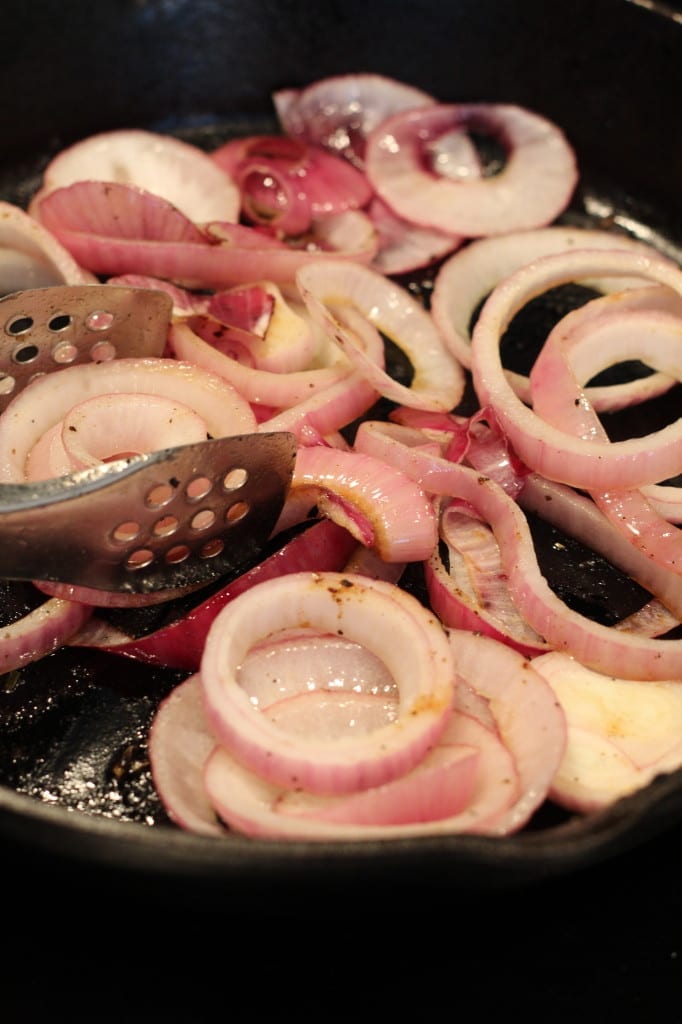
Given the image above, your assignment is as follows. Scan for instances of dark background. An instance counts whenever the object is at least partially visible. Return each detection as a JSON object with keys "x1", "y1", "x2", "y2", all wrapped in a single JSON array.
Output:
[{"x1": 3, "y1": 826, "x2": 682, "y2": 1020}]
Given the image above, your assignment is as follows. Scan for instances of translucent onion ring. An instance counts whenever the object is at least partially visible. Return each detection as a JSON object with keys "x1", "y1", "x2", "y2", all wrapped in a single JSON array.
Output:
[
  {"x1": 200, "y1": 570, "x2": 455, "y2": 795},
  {"x1": 430, "y1": 226, "x2": 663, "y2": 402},
  {"x1": 365, "y1": 103, "x2": 578, "y2": 237},
  {"x1": 470, "y1": 247, "x2": 682, "y2": 491}
]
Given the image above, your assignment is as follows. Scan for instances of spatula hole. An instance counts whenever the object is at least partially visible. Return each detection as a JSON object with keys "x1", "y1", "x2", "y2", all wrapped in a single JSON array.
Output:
[
  {"x1": 152, "y1": 514, "x2": 179, "y2": 537},
  {"x1": 191, "y1": 509, "x2": 216, "y2": 531},
  {"x1": 146, "y1": 482, "x2": 175, "y2": 507},
  {"x1": 112, "y1": 520, "x2": 141, "y2": 543},
  {"x1": 6, "y1": 315, "x2": 33, "y2": 335},
  {"x1": 226, "y1": 500, "x2": 249, "y2": 524},
  {"x1": 186, "y1": 475, "x2": 212, "y2": 500},
  {"x1": 90, "y1": 340, "x2": 116, "y2": 363},
  {"x1": 85, "y1": 310, "x2": 114, "y2": 332},
  {"x1": 165, "y1": 544, "x2": 191, "y2": 564},
  {"x1": 200, "y1": 538, "x2": 224, "y2": 558},
  {"x1": 13, "y1": 343, "x2": 39, "y2": 364},
  {"x1": 126, "y1": 548, "x2": 154, "y2": 569},
  {"x1": 48, "y1": 314, "x2": 72, "y2": 332},
  {"x1": 52, "y1": 340, "x2": 78, "y2": 364},
  {"x1": 223, "y1": 467, "x2": 248, "y2": 491}
]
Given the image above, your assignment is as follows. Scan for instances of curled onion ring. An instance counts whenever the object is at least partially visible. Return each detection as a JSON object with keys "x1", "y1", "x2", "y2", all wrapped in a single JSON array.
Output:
[
  {"x1": 365, "y1": 103, "x2": 578, "y2": 237},
  {"x1": 200, "y1": 570, "x2": 455, "y2": 795},
  {"x1": 430, "y1": 226, "x2": 667, "y2": 403},
  {"x1": 470, "y1": 247, "x2": 682, "y2": 490}
]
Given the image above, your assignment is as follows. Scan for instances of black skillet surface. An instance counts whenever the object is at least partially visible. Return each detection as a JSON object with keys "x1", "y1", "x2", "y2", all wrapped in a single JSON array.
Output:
[{"x1": 0, "y1": 0, "x2": 681, "y2": 919}]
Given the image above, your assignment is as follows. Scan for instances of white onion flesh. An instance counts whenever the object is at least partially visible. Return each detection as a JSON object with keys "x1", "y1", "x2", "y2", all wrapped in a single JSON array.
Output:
[
  {"x1": 365, "y1": 104, "x2": 578, "y2": 237},
  {"x1": 199, "y1": 570, "x2": 455, "y2": 795}
]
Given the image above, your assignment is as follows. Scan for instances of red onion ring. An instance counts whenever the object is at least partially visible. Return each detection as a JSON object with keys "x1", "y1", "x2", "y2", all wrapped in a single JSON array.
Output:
[
  {"x1": 0, "y1": 199, "x2": 96, "y2": 292},
  {"x1": 365, "y1": 103, "x2": 578, "y2": 236},
  {"x1": 430, "y1": 226, "x2": 663, "y2": 404},
  {"x1": 470, "y1": 247, "x2": 682, "y2": 491},
  {"x1": 0, "y1": 597, "x2": 92, "y2": 674},
  {"x1": 200, "y1": 570, "x2": 455, "y2": 795},
  {"x1": 273, "y1": 72, "x2": 435, "y2": 168},
  {"x1": 31, "y1": 128, "x2": 241, "y2": 224},
  {"x1": 296, "y1": 258, "x2": 466, "y2": 411}
]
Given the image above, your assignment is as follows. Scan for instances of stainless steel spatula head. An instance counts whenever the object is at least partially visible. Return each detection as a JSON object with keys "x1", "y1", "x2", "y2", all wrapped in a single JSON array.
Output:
[
  {"x1": 0, "y1": 431, "x2": 297, "y2": 594},
  {"x1": 0, "y1": 285, "x2": 298, "y2": 593},
  {"x1": 0, "y1": 284, "x2": 172, "y2": 413}
]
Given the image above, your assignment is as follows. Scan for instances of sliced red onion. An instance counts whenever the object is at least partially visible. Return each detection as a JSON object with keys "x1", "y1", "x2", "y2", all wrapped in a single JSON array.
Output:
[
  {"x1": 263, "y1": 695, "x2": 478, "y2": 826},
  {"x1": 519, "y1": 474, "x2": 682, "y2": 621},
  {"x1": 208, "y1": 282, "x2": 319, "y2": 374},
  {"x1": 449, "y1": 630, "x2": 567, "y2": 834},
  {"x1": 441, "y1": 461, "x2": 682, "y2": 680},
  {"x1": 200, "y1": 570, "x2": 455, "y2": 794},
  {"x1": 148, "y1": 674, "x2": 226, "y2": 836},
  {"x1": 353, "y1": 416, "x2": 682, "y2": 677},
  {"x1": 296, "y1": 259, "x2": 466, "y2": 411},
  {"x1": 238, "y1": 628, "x2": 397, "y2": 709},
  {"x1": 290, "y1": 444, "x2": 437, "y2": 562},
  {"x1": 0, "y1": 356, "x2": 256, "y2": 484},
  {"x1": 529, "y1": 295, "x2": 682, "y2": 573},
  {"x1": 212, "y1": 135, "x2": 372, "y2": 234},
  {"x1": 258, "y1": 366, "x2": 381, "y2": 445},
  {"x1": 36, "y1": 180, "x2": 209, "y2": 245},
  {"x1": 208, "y1": 282, "x2": 274, "y2": 335},
  {"x1": 353, "y1": 419, "x2": 461, "y2": 495},
  {"x1": 201, "y1": 703, "x2": 515, "y2": 840},
  {"x1": 0, "y1": 200, "x2": 96, "y2": 292},
  {"x1": 0, "y1": 597, "x2": 92, "y2": 674},
  {"x1": 106, "y1": 274, "x2": 211, "y2": 316},
  {"x1": 69, "y1": 520, "x2": 359, "y2": 670},
  {"x1": 33, "y1": 128, "x2": 241, "y2": 223},
  {"x1": 430, "y1": 226, "x2": 662, "y2": 402},
  {"x1": 26, "y1": 392, "x2": 209, "y2": 478},
  {"x1": 168, "y1": 316, "x2": 351, "y2": 408},
  {"x1": 341, "y1": 543, "x2": 406, "y2": 585},
  {"x1": 426, "y1": 506, "x2": 550, "y2": 658},
  {"x1": 365, "y1": 103, "x2": 578, "y2": 237},
  {"x1": 36, "y1": 183, "x2": 378, "y2": 288},
  {"x1": 470, "y1": 248, "x2": 682, "y2": 491},
  {"x1": 529, "y1": 289, "x2": 682, "y2": 433},
  {"x1": 367, "y1": 196, "x2": 465, "y2": 276},
  {"x1": 613, "y1": 600, "x2": 681, "y2": 639},
  {"x1": 273, "y1": 73, "x2": 435, "y2": 168},
  {"x1": 533, "y1": 651, "x2": 682, "y2": 813},
  {"x1": 530, "y1": 286, "x2": 680, "y2": 416}
]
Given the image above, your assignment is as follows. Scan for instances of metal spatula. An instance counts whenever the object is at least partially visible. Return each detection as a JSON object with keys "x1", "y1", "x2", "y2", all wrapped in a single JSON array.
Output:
[{"x1": 0, "y1": 285, "x2": 297, "y2": 594}]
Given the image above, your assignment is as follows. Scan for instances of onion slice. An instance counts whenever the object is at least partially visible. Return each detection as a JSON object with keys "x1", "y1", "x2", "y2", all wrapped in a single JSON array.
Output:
[
  {"x1": 69, "y1": 519, "x2": 359, "y2": 670},
  {"x1": 533, "y1": 651, "x2": 682, "y2": 813},
  {"x1": 365, "y1": 103, "x2": 578, "y2": 236},
  {"x1": 470, "y1": 247, "x2": 682, "y2": 490},
  {"x1": 31, "y1": 128, "x2": 241, "y2": 224},
  {"x1": 0, "y1": 356, "x2": 257, "y2": 483},
  {"x1": 296, "y1": 259, "x2": 466, "y2": 411},
  {"x1": 430, "y1": 226, "x2": 664, "y2": 401},
  {"x1": 449, "y1": 630, "x2": 567, "y2": 833},
  {"x1": 0, "y1": 200, "x2": 96, "y2": 292},
  {"x1": 199, "y1": 570, "x2": 455, "y2": 794},
  {"x1": 0, "y1": 597, "x2": 92, "y2": 674},
  {"x1": 273, "y1": 72, "x2": 436, "y2": 168}
]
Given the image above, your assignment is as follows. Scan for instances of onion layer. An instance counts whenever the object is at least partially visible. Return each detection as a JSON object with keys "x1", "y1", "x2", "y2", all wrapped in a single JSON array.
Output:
[{"x1": 200, "y1": 570, "x2": 455, "y2": 795}]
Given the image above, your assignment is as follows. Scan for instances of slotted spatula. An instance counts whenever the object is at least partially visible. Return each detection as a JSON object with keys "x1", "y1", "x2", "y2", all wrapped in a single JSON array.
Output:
[{"x1": 0, "y1": 285, "x2": 297, "y2": 594}]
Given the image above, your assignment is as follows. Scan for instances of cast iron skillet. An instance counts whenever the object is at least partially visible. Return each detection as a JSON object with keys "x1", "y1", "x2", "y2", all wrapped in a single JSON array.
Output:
[{"x1": 0, "y1": 0, "x2": 680, "y2": 906}]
